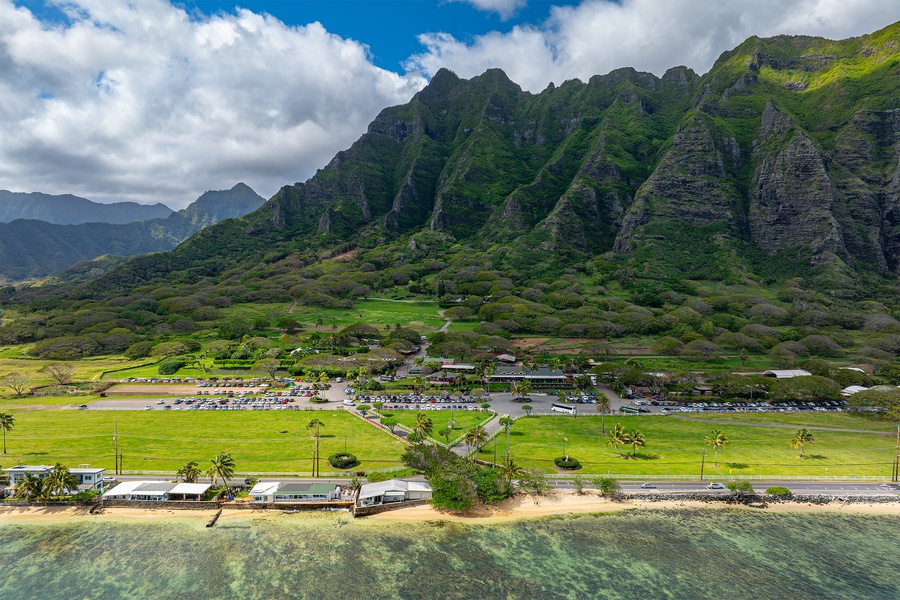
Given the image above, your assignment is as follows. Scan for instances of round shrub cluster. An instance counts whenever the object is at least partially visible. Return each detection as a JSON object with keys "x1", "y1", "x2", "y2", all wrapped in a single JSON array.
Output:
[
  {"x1": 765, "y1": 486, "x2": 793, "y2": 496},
  {"x1": 328, "y1": 453, "x2": 359, "y2": 469},
  {"x1": 554, "y1": 457, "x2": 581, "y2": 470}
]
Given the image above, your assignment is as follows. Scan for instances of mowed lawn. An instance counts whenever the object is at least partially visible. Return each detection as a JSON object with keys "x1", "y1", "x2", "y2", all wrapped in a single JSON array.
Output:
[
  {"x1": 476, "y1": 415, "x2": 899, "y2": 477},
  {"x1": 671, "y1": 412, "x2": 899, "y2": 432},
  {"x1": 223, "y1": 299, "x2": 445, "y2": 332},
  {"x1": 3, "y1": 410, "x2": 407, "y2": 475},
  {"x1": 382, "y1": 409, "x2": 493, "y2": 438}
]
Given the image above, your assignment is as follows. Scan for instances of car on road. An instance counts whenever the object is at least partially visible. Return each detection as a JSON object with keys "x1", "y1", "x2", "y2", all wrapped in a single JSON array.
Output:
[
  {"x1": 639, "y1": 483, "x2": 657, "y2": 489},
  {"x1": 706, "y1": 482, "x2": 726, "y2": 490},
  {"x1": 156, "y1": 399, "x2": 165, "y2": 405},
  {"x1": 102, "y1": 476, "x2": 116, "y2": 483},
  {"x1": 144, "y1": 405, "x2": 153, "y2": 410},
  {"x1": 76, "y1": 404, "x2": 88, "y2": 410}
]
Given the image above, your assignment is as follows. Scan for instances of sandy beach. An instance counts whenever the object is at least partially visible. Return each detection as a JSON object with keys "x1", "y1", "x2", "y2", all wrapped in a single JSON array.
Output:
[
  {"x1": 2, "y1": 493, "x2": 899, "y2": 525},
  {"x1": 368, "y1": 492, "x2": 900, "y2": 522}
]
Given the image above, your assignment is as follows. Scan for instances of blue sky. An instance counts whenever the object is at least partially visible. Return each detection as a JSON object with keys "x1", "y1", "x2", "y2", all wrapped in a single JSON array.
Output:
[
  {"x1": 2, "y1": 0, "x2": 899, "y2": 207},
  {"x1": 182, "y1": 0, "x2": 583, "y2": 71}
]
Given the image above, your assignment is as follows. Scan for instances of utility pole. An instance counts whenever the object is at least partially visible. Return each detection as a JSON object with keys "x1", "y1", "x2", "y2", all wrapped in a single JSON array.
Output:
[
  {"x1": 493, "y1": 436, "x2": 497, "y2": 465},
  {"x1": 113, "y1": 419, "x2": 119, "y2": 475},
  {"x1": 700, "y1": 449, "x2": 706, "y2": 482},
  {"x1": 893, "y1": 425, "x2": 899, "y2": 483}
]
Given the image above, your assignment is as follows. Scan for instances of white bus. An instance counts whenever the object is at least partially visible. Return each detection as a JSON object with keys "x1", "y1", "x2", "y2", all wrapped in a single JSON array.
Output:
[{"x1": 551, "y1": 403, "x2": 577, "y2": 414}]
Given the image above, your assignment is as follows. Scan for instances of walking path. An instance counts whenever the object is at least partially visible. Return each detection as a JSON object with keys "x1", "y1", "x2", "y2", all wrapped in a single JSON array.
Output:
[
  {"x1": 437, "y1": 309, "x2": 451, "y2": 333},
  {"x1": 670, "y1": 415, "x2": 895, "y2": 435}
]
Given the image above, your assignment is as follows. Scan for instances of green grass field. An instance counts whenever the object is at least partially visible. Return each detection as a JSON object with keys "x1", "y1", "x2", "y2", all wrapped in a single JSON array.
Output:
[
  {"x1": 222, "y1": 299, "x2": 445, "y2": 333},
  {"x1": 1, "y1": 410, "x2": 406, "y2": 475},
  {"x1": 671, "y1": 412, "x2": 899, "y2": 432},
  {"x1": 476, "y1": 415, "x2": 898, "y2": 477},
  {"x1": 381, "y1": 409, "x2": 493, "y2": 438}
]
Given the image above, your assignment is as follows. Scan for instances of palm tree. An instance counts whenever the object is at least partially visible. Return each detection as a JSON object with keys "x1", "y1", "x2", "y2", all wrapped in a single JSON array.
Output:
[
  {"x1": 482, "y1": 363, "x2": 495, "y2": 397},
  {"x1": 705, "y1": 429, "x2": 728, "y2": 467},
  {"x1": 15, "y1": 472, "x2": 46, "y2": 502},
  {"x1": 789, "y1": 428, "x2": 814, "y2": 458},
  {"x1": 499, "y1": 458, "x2": 524, "y2": 483},
  {"x1": 606, "y1": 423, "x2": 627, "y2": 457},
  {"x1": 464, "y1": 425, "x2": 488, "y2": 458},
  {"x1": 0, "y1": 412, "x2": 14, "y2": 454},
  {"x1": 45, "y1": 463, "x2": 78, "y2": 499},
  {"x1": 595, "y1": 395, "x2": 611, "y2": 434},
  {"x1": 207, "y1": 452, "x2": 236, "y2": 487},
  {"x1": 412, "y1": 412, "x2": 433, "y2": 441},
  {"x1": 177, "y1": 460, "x2": 202, "y2": 483},
  {"x1": 626, "y1": 429, "x2": 646, "y2": 457}
]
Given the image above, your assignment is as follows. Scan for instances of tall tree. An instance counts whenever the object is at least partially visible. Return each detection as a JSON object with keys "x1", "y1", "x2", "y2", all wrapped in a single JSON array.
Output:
[
  {"x1": 45, "y1": 463, "x2": 78, "y2": 499},
  {"x1": 626, "y1": 429, "x2": 646, "y2": 457},
  {"x1": 207, "y1": 452, "x2": 236, "y2": 487},
  {"x1": 789, "y1": 428, "x2": 815, "y2": 458},
  {"x1": 177, "y1": 460, "x2": 202, "y2": 483},
  {"x1": 413, "y1": 412, "x2": 433, "y2": 441},
  {"x1": 41, "y1": 363, "x2": 75, "y2": 385},
  {"x1": 1, "y1": 372, "x2": 30, "y2": 397},
  {"x1": 15, "y1": 472, "x2": 46, "y2": 502},
  {"x1": 606, "y1": 423, "x2": 627, "y2": 457},
  {"x1": 0, "y1": 412, "x2": 14, "y2": 454},
  {"x1": 705, "y1": 429, "x2": 729, "y2": 467},
  {"x1": 595, "y1": 395, "x2": 611, "y2": 434},
  {"x1": 464, "y1": 425, "x2": 488, "y2": 458}
]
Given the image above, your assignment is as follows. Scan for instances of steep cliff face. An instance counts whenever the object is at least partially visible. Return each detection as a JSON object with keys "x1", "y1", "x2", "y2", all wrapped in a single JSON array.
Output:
[{"x1": 84, "y1": 22, "x2": 900, "y2": 293}]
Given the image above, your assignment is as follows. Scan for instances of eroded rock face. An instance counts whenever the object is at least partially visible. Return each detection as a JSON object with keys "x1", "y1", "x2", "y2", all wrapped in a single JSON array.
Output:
[{"x1": 614, "y1": 117, "x2": 740, "y2": 252}]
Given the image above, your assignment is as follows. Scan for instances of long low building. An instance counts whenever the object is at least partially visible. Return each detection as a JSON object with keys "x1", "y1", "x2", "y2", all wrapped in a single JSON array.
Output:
[
  {"x1": 357, "y1": 479, "x2": 432, "y2": 506},
  {"x1": 488, "y1": 365, "x2": 567, "y2": 383},
  {"x1": 3, "y1": 465, "x2": 106, "y2": 495},
  {"x1": 249, "y1": 481, "x2": 347, "y2": 503},
  {"x1": 102, "y1": 480, "x2": 211, "y2": 501}
]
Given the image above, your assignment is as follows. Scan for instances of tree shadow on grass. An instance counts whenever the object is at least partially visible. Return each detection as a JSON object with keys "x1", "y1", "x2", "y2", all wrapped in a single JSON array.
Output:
[
  {"x1": 508, "y1": 431, "x2": 526, "y2": 437},
  {"x1": 804, "y1": 454, "x2": 828, "y2": 461},
  {"x1": 626, "y1": 453, "x2": 660, "y2": 461},
  {"x1": 725, "y1": 462, "x2": 750, "y2": 470}
]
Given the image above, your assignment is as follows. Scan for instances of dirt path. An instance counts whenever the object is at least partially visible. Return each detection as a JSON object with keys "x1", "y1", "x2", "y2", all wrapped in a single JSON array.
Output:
[
  {"x1": 670, "y1": 415, "x2": 895, "y2": 435},
  {"x1": 437, "y1": 309, "x2": 451, "y2": 333}
]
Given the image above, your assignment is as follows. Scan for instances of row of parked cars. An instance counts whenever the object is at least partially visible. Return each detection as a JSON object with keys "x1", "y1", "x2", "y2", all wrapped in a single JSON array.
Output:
[{"x1": 659, "y1": 400, "x2": 847, "y2": 414}]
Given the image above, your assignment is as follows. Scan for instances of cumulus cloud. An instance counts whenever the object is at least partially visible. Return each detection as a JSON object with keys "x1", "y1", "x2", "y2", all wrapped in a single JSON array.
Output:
[
  {"x1": 449, "y1": 0, "x2": 527, "y2": 20},
  {"x1": 408, "y1": 0, "x2": 900, "y2": 92},
  {"x1": 0, "y1": 0, "x2": 426, "y2": 207}
]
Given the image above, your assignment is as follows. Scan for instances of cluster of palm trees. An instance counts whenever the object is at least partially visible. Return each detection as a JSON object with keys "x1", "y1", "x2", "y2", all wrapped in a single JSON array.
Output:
[
  {"x1": 15, "y1": 464, "x2": 78, "y2": 501},
  {"x1": 463, "y1": 425, "x2": 488, "y2": 456},
  {"x1": 605, "y1": 423, "x2": 646, "y2": 458},
  {"x1": 176, "y1": 453, "x2": 236, "y2": 487},
  {"x1": 510, "y1": 379, "x2": 532, "y2": 402}
]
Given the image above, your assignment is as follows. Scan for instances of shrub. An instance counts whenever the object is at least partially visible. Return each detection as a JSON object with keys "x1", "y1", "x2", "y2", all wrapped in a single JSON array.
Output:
[
  {"x1": 366, "y1": 471, "x2": 390, "y2": 483},
  {"x1": 766, "y1": 486, "x2": 792, "y2": 496},
  {"x1": 158, "y1": 357, "x2": 187, "y2": 375},
  {"x1": 309, "y1": 396, "x2": 329, "y2": 404},
  {"x1": 726, "y1": 481, "x2": 755, "y2": 493},
  {"x1": 328, "y1": 453, "x2": 359, "y2": 469},
  {"x1": 592, "y1": 476, "x2": 621, "y2": 496},
  {"x1": 554, "y1": 456, "x2": 582, "y2": 470}
]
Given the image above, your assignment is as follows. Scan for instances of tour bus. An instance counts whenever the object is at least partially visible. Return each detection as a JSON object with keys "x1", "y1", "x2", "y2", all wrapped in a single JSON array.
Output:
[
  {"x1": 620, "y1": 405, "x2": 641, "y2": 414},
  {"x1": 551, "y1": 403, "x2": 577, "y2": 414}
]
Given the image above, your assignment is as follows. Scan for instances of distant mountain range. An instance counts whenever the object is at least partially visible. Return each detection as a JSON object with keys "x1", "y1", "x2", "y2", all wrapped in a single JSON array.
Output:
[
  {"x1": 0, "y1": 190, "x2": 174, "y2": 224},
  {"x1": 0, "y1": 183, "x2": 265, "y2": 281}
]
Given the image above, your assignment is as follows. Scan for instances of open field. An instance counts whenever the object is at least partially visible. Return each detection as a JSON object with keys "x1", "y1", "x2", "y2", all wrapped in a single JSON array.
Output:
[
  {"x1": 222, "y1": 299, "x2": 445, "y2": 332},
  {"x1": 0, "y1": 410, "x2": 406, "y2": 474},
  {"x1": 476, "y1": 415, "x2": 899, "y2": 477},
  {"x1": 0, "y1": 355, "x2": 154, "y2": 384},
  {"x1": 380, "y1": 409, "x2": 493, "y2": 437},
  {"x1": 670, "y1": 412, "x2": 900, "y2": 432}
]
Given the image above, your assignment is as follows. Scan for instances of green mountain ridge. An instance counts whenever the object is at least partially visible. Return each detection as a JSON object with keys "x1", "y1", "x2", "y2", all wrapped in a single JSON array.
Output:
[
  {"x1": 5, "y1": 24, "x2": 900, "y2": 362},
  {"x1": 0, "y1": 183, "x2": 265, "y2": 281}
]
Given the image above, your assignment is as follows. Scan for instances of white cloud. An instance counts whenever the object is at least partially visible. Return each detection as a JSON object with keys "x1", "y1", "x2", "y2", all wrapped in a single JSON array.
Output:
[
  {"x1": 408, "y1": 0, "x2": 900, "y2": 92},
  {"x1": 449, "y1": 0, "x2": 528, "y2": 20},
  {"x1": 0, "y1": 0, "x2": 426, "y2": 207}
]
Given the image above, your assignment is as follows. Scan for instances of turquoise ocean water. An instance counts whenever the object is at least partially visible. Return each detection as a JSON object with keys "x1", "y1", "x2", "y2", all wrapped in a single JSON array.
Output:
[{"x1": 0, "y1": 509, "x2": 898, "y2": 599}]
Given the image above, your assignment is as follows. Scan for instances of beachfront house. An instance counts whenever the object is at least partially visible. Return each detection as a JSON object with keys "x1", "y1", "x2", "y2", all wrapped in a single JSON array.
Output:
[
  {"x1": 357, "y1": 479, "x2": 432, "y2": 506},
  {"x1": 101, "y1": 480, "x2": 212, "y2": 501},
  {"x1": 3, "y1": 465, "x2": 106, "y2": 496},
  {"x1": 248, "y1": 482, "x2": 343, "y2": 503}
]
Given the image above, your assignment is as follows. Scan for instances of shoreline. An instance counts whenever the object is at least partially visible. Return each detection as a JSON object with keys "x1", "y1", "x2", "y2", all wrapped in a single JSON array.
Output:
[{"x1": 2, "y1": 493, "x2": 900, "y2": 525}]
